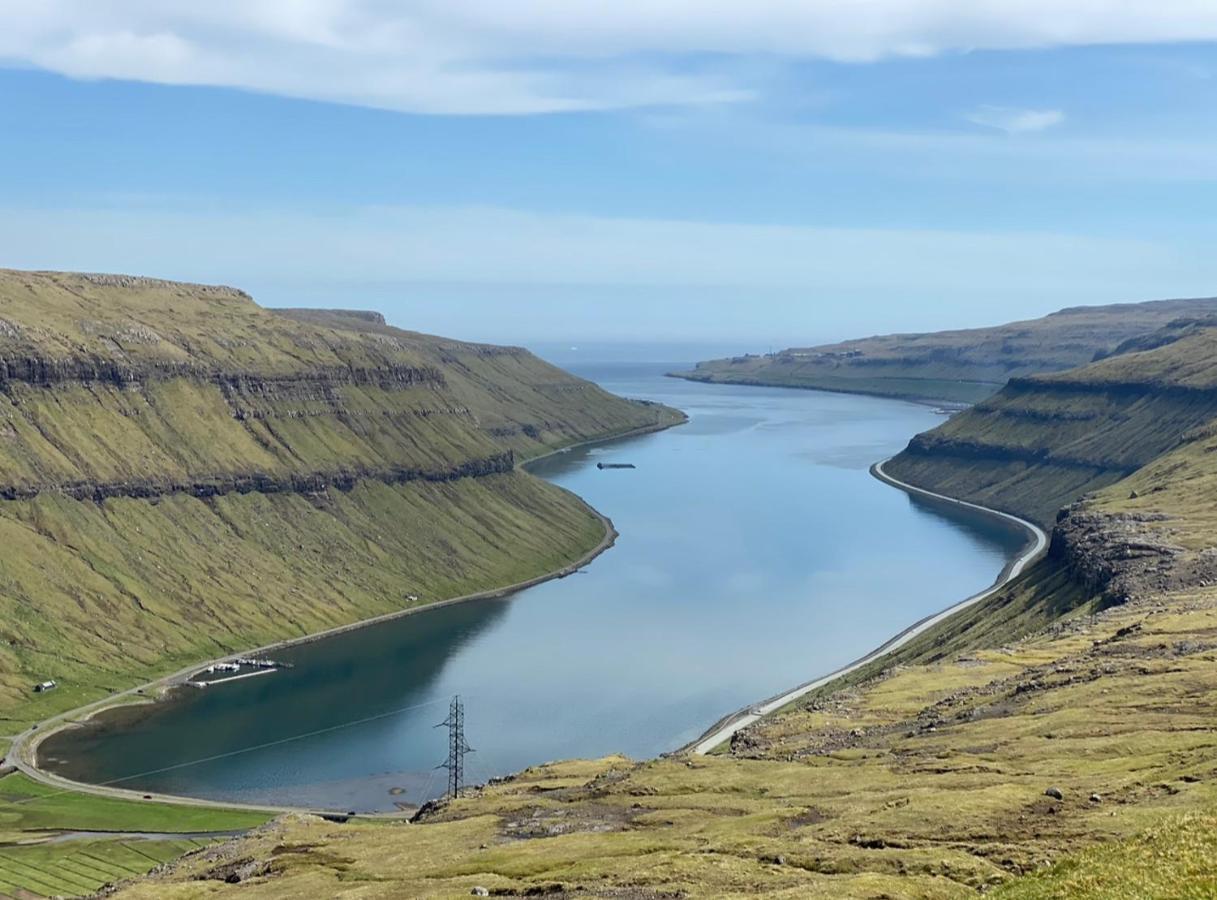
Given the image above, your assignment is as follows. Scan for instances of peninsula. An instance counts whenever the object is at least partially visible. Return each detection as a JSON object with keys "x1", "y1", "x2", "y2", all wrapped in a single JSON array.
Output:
[{"x1": 672, "y1": 297, "x2": 1217, "y2": 405}]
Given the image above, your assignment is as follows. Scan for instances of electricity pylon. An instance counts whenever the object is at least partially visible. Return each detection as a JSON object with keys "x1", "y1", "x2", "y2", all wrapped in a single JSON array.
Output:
[{"x1": 436, "y1": 695, "x2": 473, "y2": 799}]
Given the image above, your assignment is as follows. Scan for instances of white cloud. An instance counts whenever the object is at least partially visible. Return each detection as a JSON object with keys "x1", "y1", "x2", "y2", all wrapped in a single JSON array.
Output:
[
  {"x1": 966, "y1": 105, "x2": 1066, "y2": 134},
  {"x1": 1, "y1": 1, "x2": 1217, "y2": 114}
]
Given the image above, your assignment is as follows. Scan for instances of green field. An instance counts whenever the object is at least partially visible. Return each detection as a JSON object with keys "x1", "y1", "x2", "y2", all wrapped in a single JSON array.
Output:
[
  {"x1": 0, "y1": 772, "x2": 268, "y2": 898},
  {"x1": 0, "y1": 837, "x2": 218, "y2": 897},
  {"x1": 0, "y1": 773, "x2": 268, "y2": 839}
]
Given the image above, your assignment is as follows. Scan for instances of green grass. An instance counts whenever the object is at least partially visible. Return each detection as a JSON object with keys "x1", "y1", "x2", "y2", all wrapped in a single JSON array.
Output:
[
  {"x1": 995, "y1": 812, "x2": 1217, "y2": 899},
  {"x1": 0, "y1": 773, "x2": 267, "y2": 838},
  {"x1": 0, "y1": 837, "x2": 216, "y2": 897},
  {"x1": 0, "y1": 771, "x2": 264, "y2": 897}
]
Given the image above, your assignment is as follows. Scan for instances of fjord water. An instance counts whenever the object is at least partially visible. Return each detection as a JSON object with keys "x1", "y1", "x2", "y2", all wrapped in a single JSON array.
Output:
[{"x1": 42, "y1": 364, "x2": 1026, "y2": 811}]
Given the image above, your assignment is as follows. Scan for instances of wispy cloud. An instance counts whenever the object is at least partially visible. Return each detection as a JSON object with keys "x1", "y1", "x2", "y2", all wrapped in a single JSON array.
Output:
[
  {"x1": 0, "y1": 201, "x2": 1204, "y2": 295},
  {"x1": 3, "y1": 2, "x2": 1217, "y2": 114},
  {"x1": 966, "y1": 105, "x2": 1066, "y2": 135}
]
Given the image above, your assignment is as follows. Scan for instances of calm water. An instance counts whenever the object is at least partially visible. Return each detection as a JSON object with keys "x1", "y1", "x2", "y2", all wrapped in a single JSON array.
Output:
[{"x1": 42, "y1": 364, "x2": 1027, "y2": 811}]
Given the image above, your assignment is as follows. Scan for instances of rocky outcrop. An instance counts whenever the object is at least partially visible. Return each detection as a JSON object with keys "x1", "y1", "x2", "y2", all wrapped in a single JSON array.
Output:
[
  {"x1": 0, "y1": 356, "x2": 446, "y2": 390},
  {"x1": 1049, "y1": 505, "x2": 1217, "y2": 605},
  {"x1": 0, "y1": 453, "x2": 514, "y2": 504},
  {"x1": 902, "y1": 433, "x2": 1137, "y2": 474}
]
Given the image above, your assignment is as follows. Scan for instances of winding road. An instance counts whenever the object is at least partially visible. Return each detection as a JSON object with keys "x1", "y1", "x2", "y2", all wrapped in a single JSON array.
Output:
[{"x1": 689, "y1": 458, "x2": 1049, "y2": 755}]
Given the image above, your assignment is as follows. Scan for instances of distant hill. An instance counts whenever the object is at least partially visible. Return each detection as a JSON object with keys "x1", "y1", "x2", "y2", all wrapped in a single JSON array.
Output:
[{"x1": 671, "y1": 296, "x2": 1217, "y2": 404}]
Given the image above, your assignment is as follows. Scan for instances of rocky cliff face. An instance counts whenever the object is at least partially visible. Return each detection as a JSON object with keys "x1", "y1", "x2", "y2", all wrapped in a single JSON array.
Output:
[
  {"x1": 890, "y1": 322, "x2": 1217, "y2": 605},
  {"x1": 887, "y1": 375, "x2": 1217, "y2": 526},
  {"x1": 1047, "y1": 505, "x2": 1217, "y2": 606}
]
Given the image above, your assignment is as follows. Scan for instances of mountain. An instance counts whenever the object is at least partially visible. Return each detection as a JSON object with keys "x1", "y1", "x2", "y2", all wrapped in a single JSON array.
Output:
[
  {"x1": 672, "y1": 297, "x2": 1217, "y2": 404},
  {"x1": 0, "y1": 269, "x2": 683, "y2": 727}
]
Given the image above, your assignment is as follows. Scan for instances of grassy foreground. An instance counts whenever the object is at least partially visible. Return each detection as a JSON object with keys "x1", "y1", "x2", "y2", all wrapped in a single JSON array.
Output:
[
  {"x1": 109, "y1": 575, "x2": 1217, "y2": 897},
  {"x1": 0, "y1": 772, "x2": 268, "y2": 897}
]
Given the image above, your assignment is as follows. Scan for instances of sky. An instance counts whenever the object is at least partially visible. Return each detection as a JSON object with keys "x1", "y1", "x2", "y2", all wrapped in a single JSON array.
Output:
[{"x1": 1, "y1": 3, "x2": 1216, "y2": 349}]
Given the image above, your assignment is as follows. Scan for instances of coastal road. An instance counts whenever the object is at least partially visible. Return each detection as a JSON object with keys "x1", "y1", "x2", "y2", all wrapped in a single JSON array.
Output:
[{"x1": 690, "y1": 458, "x2": 1049, "y2": 756}]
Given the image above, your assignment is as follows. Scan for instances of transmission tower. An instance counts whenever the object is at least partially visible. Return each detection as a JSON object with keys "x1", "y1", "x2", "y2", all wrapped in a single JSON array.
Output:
[{"x1": 436, "y1": 695, "x2": 473, "y2": 799}]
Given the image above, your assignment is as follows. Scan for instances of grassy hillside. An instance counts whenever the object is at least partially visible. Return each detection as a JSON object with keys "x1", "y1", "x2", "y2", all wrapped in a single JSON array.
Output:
[
  {"x1": 672, "y1": 297, "x2": 1217, "y2": 404},
  {"x1": 885, "y1": 321, "x2": 1217, "y2": 527},
  {"x1": 0, "y1": 269, "x2": 682, "y2": 730}
]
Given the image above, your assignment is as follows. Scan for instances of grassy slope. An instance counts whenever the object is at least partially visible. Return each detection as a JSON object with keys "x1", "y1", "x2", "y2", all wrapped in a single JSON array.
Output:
[
  {"x1": 886, "y1": 324, "x2": 1217, "y2": 527},
  {"x1": 113, "y1": 320, "x2": 1217, "y2": 899},
  {"x1": 0, "y1": 270, "x2": 682, "y2": 728},
  {"x1": 274, "y1": 307, "x2": 675, "y2": 462},
  {"x1": 0, "y1": 475, "x2": 605, "y2": 729},
  {"x1": 673, "y1": 297, "x2": 1217, "y2": 404}
]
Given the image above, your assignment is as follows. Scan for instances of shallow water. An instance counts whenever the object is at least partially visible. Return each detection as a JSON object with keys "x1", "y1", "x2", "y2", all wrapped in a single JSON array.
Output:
[{"x1": 42, "y1": 364, "x2": 1027, "y2": 811}]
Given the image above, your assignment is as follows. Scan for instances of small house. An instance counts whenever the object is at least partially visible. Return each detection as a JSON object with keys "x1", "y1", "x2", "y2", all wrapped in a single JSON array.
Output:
[{"x1": 33, "y1": 680, "x2": 57, "y2": 693}]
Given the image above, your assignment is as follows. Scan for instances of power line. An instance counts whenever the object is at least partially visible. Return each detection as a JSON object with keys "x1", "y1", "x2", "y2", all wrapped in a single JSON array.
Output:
[{"x1": 13, "y1": 694, "x2": 454, "y2": 808}]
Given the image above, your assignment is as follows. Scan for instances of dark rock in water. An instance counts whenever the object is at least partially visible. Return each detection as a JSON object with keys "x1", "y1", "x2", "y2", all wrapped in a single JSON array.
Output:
[{"x1": 597, "y1": 462, "x2": 636, "y2": 470}]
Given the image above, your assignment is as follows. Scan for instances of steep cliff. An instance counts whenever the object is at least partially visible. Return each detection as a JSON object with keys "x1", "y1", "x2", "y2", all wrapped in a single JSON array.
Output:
[
  {"x1": 0, "y1": 270, "x2": 682, "y2": 724},
  {"x1": 673, "y1": 296, "x2": 1217, "y2": 403},
  {"x1": 885, "y1": 323, "x2": 1217, "y2": 527}
]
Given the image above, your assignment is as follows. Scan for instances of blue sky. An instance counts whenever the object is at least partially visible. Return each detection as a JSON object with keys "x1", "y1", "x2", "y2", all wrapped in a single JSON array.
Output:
[{"x1": 1, "y1": 3, "x2": 1216, "y2": 347}]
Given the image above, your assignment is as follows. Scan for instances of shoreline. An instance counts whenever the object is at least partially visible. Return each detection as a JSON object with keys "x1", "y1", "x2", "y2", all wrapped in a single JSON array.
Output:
[
  {"x1": 686, "y1": 457, "x2": 1049, "y2": 755},
  {"x1": 8, "y1": 418, "x2": 685, "y2": 815}
]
